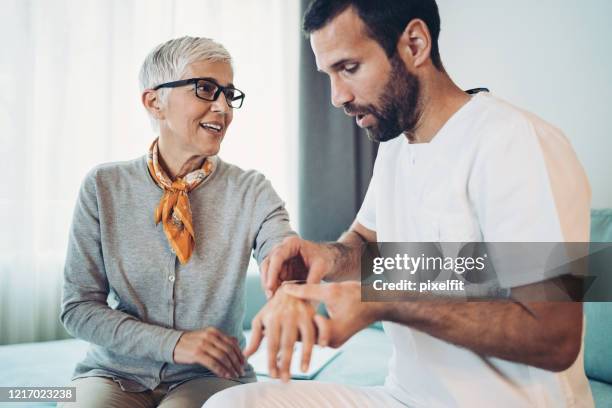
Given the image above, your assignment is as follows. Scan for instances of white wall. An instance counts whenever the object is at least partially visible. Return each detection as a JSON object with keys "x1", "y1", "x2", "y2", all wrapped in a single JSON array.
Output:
[{"x1": 438, "y1": 0, "x2": 612, "y2": 208}]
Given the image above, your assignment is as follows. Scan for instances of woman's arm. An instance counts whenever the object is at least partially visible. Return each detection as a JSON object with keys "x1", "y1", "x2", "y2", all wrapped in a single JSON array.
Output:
[
  {"x1": 250, "y1": 173, "x2": 296, "y2": 267},
  {"x1": 60, "y1": 170, "x2": 182, "y2": 363}
]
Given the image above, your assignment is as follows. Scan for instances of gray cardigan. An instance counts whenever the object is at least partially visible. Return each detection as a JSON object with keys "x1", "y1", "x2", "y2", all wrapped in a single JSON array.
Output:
[{"x1": 60, "y1": 155, "x2": 294, "y2": 391}]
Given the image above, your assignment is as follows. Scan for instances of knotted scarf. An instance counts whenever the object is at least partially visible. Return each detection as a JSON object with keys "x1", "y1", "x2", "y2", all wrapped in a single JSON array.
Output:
[{"x1": 147, "y1": 138, "x2": 214, "y2": 264}]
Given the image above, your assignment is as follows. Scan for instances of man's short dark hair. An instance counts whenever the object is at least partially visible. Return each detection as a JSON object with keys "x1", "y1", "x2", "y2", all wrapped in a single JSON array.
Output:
[{"x1": 303, "y1": 0, "x2": 444, "y2": 71}]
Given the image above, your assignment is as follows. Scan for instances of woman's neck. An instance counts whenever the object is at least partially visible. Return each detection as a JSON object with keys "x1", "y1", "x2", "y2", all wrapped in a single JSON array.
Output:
[{"x1": 157, "y1": 139, "x2": 206, "y2": 180}]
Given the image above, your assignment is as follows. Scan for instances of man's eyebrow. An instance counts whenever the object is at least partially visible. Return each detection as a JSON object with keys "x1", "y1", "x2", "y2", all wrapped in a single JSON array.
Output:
[{"x1": 318, "y1": 58, "x2": 353, "y2": 73}]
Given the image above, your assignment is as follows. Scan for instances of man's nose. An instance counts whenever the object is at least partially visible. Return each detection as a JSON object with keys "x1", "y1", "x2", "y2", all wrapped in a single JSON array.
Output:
[{"x1": 330, "y1": 79, "x2": 354, "y2": 108}]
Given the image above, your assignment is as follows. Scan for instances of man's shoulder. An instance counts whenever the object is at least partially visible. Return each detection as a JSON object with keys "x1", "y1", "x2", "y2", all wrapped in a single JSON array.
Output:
[
  {"x1": 476, "y1": 93, "x2": 565, "y2": 140},
  {"x1": 462, "y1": 93, "x2": 570, "y2": 158}
]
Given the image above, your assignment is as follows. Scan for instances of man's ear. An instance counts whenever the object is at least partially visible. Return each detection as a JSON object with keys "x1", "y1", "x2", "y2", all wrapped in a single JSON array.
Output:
[
  {"x1": 396, "y1": 18, "x2": 432, "y2": 69},
  {"x1": 141, "y1": 89, "x2": 165, "y2": 120}
]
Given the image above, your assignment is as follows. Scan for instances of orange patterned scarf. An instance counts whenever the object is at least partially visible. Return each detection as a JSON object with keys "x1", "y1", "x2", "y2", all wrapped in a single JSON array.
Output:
[{"x1": 147, "y1": 139, "x2": 214, "y2": 264}]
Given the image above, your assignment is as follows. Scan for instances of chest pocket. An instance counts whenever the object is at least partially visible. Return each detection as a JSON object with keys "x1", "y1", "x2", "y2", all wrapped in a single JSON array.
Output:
[{"x1": 420, "y1": 187, "x2": 481, "y2": 242}]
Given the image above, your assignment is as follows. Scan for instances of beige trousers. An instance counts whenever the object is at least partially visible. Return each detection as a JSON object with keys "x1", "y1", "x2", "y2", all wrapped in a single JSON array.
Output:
[{"x1": 57, "y1": 375, "x2": 255, "y2": 408}]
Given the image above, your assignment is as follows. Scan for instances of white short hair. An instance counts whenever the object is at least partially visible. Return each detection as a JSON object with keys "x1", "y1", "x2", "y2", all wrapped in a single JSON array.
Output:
[{"x1": 139, "y1": 36, "x2": 233, "y2": 130}]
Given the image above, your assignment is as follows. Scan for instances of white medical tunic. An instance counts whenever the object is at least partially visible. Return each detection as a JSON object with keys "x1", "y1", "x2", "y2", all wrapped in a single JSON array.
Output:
[{"x1": 356, "y1": 92, "x2": 593, "y2": 407}]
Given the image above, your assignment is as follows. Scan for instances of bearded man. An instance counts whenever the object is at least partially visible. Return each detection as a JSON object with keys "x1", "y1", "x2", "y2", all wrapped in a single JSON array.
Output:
[{"x1": 205, "y1": 1, "x2": 593, "y2": 407}]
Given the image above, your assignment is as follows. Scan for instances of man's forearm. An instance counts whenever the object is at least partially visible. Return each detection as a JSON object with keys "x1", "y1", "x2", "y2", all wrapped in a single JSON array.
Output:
[
  {"x1": 323, "y1": 230, "x2": 367, "y2": 282},
  {"x1": 370, "y1": 300, "x2": 582, "y2": 372}
]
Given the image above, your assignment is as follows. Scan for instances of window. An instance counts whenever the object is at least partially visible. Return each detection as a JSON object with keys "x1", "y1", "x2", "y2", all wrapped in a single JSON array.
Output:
[{"x1": 0, "y1": 0, "x2": 299, "y2": 344}]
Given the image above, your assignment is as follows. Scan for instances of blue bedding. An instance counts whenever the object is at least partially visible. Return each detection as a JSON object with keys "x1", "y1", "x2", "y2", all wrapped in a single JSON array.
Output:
[{"x1": 0, "y1": 329, "x2": 391, "y2": 407}]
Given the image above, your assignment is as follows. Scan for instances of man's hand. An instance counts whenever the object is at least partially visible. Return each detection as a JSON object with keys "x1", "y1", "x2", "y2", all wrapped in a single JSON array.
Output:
[
  {"x1": 287, "y1": 282, "x2": 583, "y2": 372},
  {"x1": 260, "y1": 236, "x2": 337, "y2": 298},
  {"x1": 243, "y1": 285, "x2": 320, "y2": 382},
  {"x1": 173, "y1": 327, "x2": 245, "y2": 379},
  {"x1": 284, "y1": 282, "x2": 381, "y2": 348}
]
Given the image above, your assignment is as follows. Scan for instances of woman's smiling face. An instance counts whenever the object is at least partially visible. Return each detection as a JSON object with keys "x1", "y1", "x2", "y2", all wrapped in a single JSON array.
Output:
[{"x1": 158, "y1": 60, "x2": 234, "y2": 158}]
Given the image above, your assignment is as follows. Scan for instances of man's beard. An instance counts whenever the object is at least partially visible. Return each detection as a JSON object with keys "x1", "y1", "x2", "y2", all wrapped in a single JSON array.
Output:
[{"x1": 344, "y1": 55, "x2": 422, "y2": 142}]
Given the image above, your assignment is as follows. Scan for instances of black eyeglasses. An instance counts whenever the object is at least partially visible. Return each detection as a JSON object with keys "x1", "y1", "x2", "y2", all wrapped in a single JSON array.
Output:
[{"x1": 153, "y1": 77, "x2": 245, "y2": 109}]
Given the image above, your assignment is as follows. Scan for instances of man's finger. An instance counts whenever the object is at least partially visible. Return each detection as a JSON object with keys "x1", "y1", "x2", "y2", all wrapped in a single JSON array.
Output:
[
  {"x1": 283, "y1": 283, "x2": 328, "y2": 303},
  {"x1": 306, "y1": 258, "x2": 327, "y2": 284},
  {"x1": 260, "y1": 257, "x2": 271, "y2": 298},
  {"x1": 266, "y1": 241, "x2": 300, "y2": 293},
  {"x1": 244, "y1": 316, "x2": 264, "y2": 358}
]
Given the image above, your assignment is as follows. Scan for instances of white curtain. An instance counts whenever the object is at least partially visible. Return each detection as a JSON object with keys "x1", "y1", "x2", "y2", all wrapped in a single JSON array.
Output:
[{"x1": 0, "y1": 0, "x2": 300, "y2": 345}]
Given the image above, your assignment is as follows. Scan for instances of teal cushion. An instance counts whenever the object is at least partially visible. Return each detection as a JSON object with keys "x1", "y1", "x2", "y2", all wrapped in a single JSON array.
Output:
[
  {"x1": 591, "y1": 209, "x2": 612, "y2": 242},
  {"x1": 589, "y1": 379, "x2": 612, "y2": 407},
  {"x1": 585, "y1": 303, "x2": 612, "y2": 384},
  {"x1": 244, "y1": 274, "x2": 267, "y2": 330},
  {"x1": 0, "y1": 339, "x2": 90, "y2": 407},
  {"x1": 584, "y1": 210, "x2": 612, "y2": 384}
]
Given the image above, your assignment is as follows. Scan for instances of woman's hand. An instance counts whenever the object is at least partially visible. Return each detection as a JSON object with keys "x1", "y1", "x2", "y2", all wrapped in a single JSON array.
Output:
[
  {"x1": 243, "y1": 285, "x2": 319, "y2": 382},
  {"x1": 284, "y1": 281, "x2": 382, "y2": 348},
  {"x1": 173, "y1": 327, "x2": 245, "y2": 379}
]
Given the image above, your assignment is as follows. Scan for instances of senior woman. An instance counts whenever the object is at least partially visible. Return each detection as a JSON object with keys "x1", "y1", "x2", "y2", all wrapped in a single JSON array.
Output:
[{"x1": 58, "y1": 36, "x2": 294, "y2": 407}]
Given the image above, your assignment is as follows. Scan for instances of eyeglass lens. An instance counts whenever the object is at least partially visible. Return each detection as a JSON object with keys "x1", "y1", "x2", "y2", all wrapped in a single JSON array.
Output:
[{"x1": 195, "y1": 79, "x2": 243, "y2": 108}]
